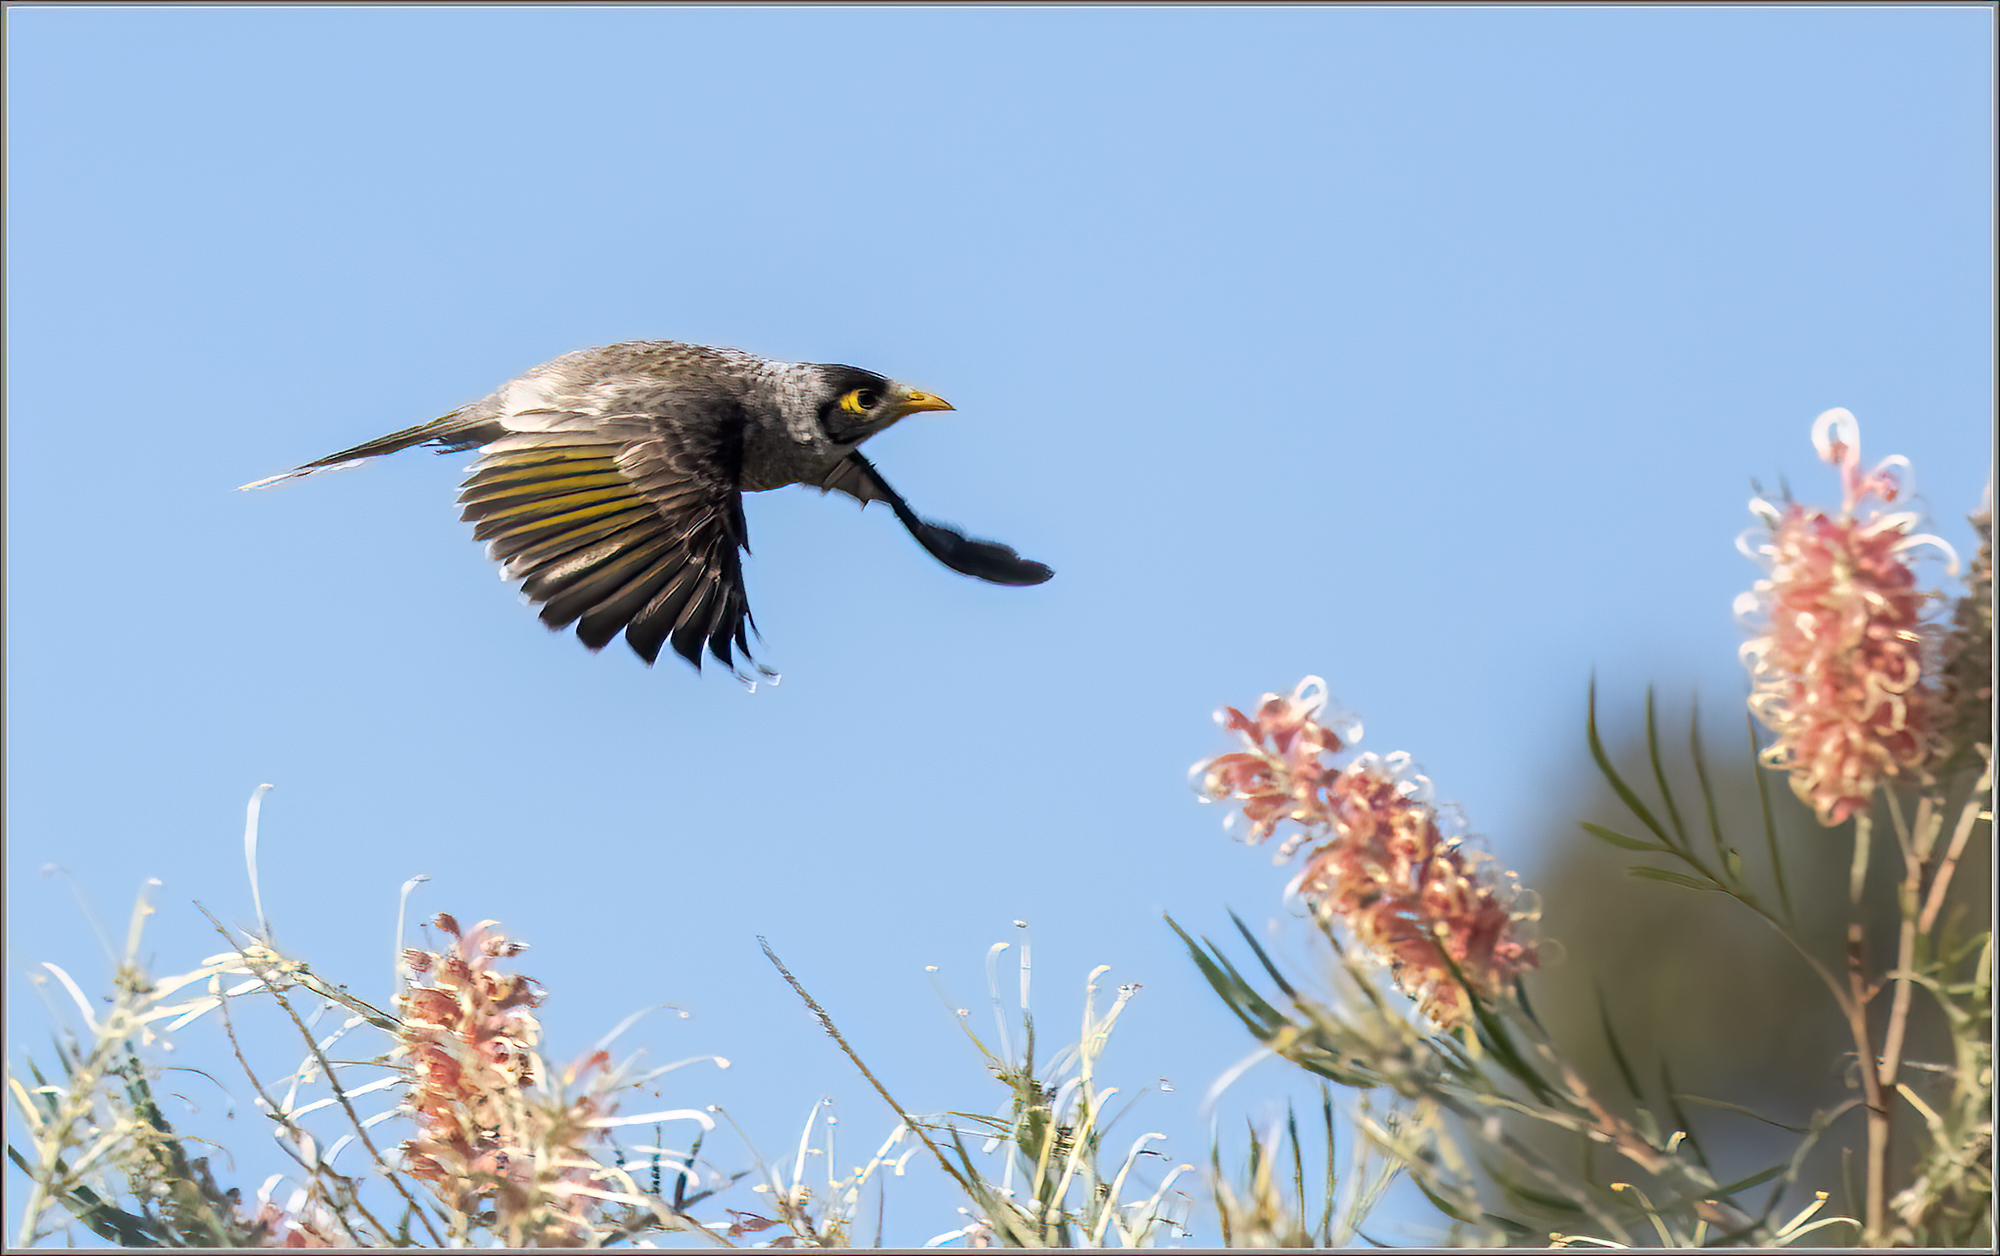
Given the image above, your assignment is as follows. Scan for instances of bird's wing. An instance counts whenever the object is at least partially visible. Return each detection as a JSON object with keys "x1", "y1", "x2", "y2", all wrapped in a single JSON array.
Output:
[
  {"x1": 456, "y1": 409, "x2": 758, "y2": 671},
  {"x1": 816, "y1": 452, "x2": 1053, "y2": 586}
]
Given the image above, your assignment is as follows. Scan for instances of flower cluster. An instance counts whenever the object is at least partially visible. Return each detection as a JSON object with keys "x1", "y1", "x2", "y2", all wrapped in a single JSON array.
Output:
[
  {"x1": 1736, "y1": 409, "x2": 1957, "y2": 826},
  {"x1": 395, "y1": 913, "x2": 616, "y2": 1245},
  {"x1": 1194, "y1": 679, "x2": 1537, "y2": 1027}
]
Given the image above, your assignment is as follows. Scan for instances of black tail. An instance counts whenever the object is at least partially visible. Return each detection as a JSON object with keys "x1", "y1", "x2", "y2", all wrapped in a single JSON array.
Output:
[{"x1": 238, "y1": 410, "x2": 499, "y2": 490}]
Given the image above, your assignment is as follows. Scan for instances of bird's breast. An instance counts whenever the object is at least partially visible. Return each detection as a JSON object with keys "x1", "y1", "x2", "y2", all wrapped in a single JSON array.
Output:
[{"x1": 738, "y1": 425, "x2": 846, "y2": 492}]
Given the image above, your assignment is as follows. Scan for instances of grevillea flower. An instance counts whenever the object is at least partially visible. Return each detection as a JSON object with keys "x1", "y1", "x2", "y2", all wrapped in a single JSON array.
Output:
[
  {"x1": 1193, "y1": 678, "x2": 1354, "y2": 850},
  {"x1": 1736, "y1": 409, "x2": 1958, "y2": 826},
  {"x1": 1193, "y1": 678, "x2": 1538, "y2": 1027},
  {"x1": 394, "y1": 913, "x2": 619, "y2": 1245}
]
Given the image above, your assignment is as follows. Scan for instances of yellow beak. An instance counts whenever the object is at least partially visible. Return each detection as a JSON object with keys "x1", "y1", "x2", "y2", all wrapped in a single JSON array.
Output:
[{"x1": 894, "y1": 389, "x2": 955, "y2": 418}]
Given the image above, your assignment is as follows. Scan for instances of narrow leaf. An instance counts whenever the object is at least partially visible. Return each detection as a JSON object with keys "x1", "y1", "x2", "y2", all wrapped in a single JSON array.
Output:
[
  {"x1": 1658, "y1": 1059, "x2": 1710, "y2": 1171},
  {"x1": 1689, "y1": 697, "x2": 1730, "y2": 869},
  {"x1": 1287, "y1": 1102, "x2": 1306, "y2": 1220},
  {"x1": 1229, "y1": 910, "x2": 1304, "y2": 1003},
  {"x1": 1587, "y1": 677, "x2": 1676, "y2": 848},
  {"x1": 1626, "y1": 867, "x2": 1724, "y2": 892},
  {"x1": 1492, "y1": 1174, "x2": 1586, "y2": 1215},
  {"x1": 1671, "y1": 1092, "x2": 1809, "y2": 1133},
  {"x1": 1645, "y1": 688, "x2": 1690, "y2": 848},
  {"x1": 1447, "y1": 951, "x2": 1554, "y2": 1102},
  {"x1": 1710, "y1": 1160, "x2": 1789, "y2": 1198},
  {"x1": 1579, "y1": 821, "x2": 1670, "y2": 853},
  {"x1": 1748, "y1": 711, "x2": 1794, "y2": 923},
  {"x1": 1409, "y1": 1173, "x2": 1479, "y2": 1224},
  {"x1": 1317, "y1": 1085, "x2": 1338, "y2": 1246},
  {"x1": 1594, "y1": 986, "x2": 1645, "y2": 1102},
  {"x1": 1166, "y1": 916, "x2": 1289, "y2": 1041}
]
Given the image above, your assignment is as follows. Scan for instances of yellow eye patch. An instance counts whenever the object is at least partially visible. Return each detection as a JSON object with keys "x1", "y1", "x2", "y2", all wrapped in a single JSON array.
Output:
[{"x1": 838, "y1": 388, "x2": 880, "y2": 415}]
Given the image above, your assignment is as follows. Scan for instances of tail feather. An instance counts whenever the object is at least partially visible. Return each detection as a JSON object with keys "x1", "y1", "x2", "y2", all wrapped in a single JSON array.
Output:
[{"x1": 237, "y1": 410, "x2": 499, "y2": 490}]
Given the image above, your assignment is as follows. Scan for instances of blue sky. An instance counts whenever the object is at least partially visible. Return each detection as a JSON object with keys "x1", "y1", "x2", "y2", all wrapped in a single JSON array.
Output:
[{"x1": 6, "y1": 4, "x2": 1993, "y2": 1246}]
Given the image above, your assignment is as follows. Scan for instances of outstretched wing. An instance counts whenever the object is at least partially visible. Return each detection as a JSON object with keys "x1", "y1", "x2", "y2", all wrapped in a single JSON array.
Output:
[
  {"x1": 456, "y1": 409, "x2": 757, "y2": 671},
  {"x1": 817, "y1": 452, "x2": 1053, "y2": 586}
]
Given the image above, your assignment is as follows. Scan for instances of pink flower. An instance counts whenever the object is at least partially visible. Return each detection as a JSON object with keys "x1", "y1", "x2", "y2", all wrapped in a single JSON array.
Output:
[
  {"x1": 389, "y1": 913, "x2": 699, "y2": 1245},
  {"x1": 1194, "y1": 680, "x2": 1537, "y2": 1027},
  {"x1": 1193, "y1": 678, "x2": 1351, "y2": 849},
  {"x1": 1737, "y1": 409, "x2": 1957, "y2": 826}
]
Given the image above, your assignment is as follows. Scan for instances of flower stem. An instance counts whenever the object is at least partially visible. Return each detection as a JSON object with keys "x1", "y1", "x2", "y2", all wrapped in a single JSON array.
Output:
[
  {"x1": 1849, "y1": 814, "x2": 1872, "y2": 907},
  {"x1": 1918, "y1": 754, "x2": 1992, "y2": 935},
  {"x1": 1844, "y1": 806, "x2": 1888, "y2": 1242},
  {"x1": 1841, "y1": 882, "x2": 1891, "y2": 1245}
]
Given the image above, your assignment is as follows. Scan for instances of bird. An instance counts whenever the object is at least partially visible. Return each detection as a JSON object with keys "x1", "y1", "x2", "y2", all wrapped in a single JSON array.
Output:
[{"x1": 240, "y1": 340, "x2": 1053, "y2": 673}]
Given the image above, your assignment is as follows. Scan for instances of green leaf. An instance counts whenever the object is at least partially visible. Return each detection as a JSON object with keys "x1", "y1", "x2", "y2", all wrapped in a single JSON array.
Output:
[
  {"x1": 1229, "y1": 909, "x2": 1304, "y2": 1003},
  {"x1": 1658, "y1": 1059, "x2": 1711, "y2": 1171},
  {"x1": 1446, "y1": 952, "x2": 1554, "y2": 1103},
  {"x1": 1512, "y1": 971, "x2": 1546, "y2": 1033},
  {"x1": 1166, "y1": 916, "x2": 1283, "y2": 1040},
  {"x1": 1491, "y1": 1173, "x2": 1586, "y2": 1215},
  {"x1": 1287, "y1": 1103, "x2": 1306, "y2": 1219},
  {"x1": 1671, "y1": 1092, "x2": 1810, "y2": 1133},
  {"x1": 1710, "y1": 1159, "x2": 1789, "y2": 1198},
  {"x1": 1646, "y1": 688, "x2": 1691, "y2": 849},
  {"x1": 1409, "y1": 1172, "x2": 1481, "y2": 1224},
  {"x1": 1594, "y1": 985, "x2": 1645, "y2": 1102},
  {"x1": 1627, "y1": 867, "x2": 1724, "y2": 892},
  {"x1": 1689, "y1": 695, "x2": 1729, "y2": 865},
  {"x1": 1587, "y1": 677, "x2": 1678, "y2": 849},
  {"x1": 1317, "y1": 1085, "x2": 1339, "y2": 1245},
  {"x1": 6, "y1": 1143, "x2": 165, "y2": 1247},
  {"x1": 1748, "y1": 710, "x2": 1794, "y2": 923},
  {"x1": 1579, "y1": 821, "x2": 1671, "y2": 852},
  {"x1": 1481, "y1": 1211, "x2": 1542, "y2": 1238}
]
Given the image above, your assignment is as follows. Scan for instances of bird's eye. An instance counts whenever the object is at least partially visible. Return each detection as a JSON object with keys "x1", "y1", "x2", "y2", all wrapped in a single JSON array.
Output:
[{"x1": 838, "y1": 388, "x2": 880, "y2": 415}]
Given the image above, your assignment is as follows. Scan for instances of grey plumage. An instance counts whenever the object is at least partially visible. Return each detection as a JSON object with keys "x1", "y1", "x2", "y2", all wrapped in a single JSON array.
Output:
[{"x1": 242, "y1": 341, "x2": 1052, "y2": 672}]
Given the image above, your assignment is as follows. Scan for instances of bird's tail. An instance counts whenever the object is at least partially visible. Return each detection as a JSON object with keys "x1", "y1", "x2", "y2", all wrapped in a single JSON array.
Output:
[{"x1": 237, "y1": 410, "x2": 499, "y2": 490}]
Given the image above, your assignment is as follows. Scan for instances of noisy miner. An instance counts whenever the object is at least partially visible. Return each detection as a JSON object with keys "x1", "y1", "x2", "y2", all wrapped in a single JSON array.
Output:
[{"x1": 242, "y1": 341, "x2": 1053, "y2": 673}]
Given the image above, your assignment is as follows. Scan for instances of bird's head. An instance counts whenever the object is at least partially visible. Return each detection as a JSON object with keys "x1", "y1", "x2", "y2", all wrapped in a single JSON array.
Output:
[{"x1": 812, "y1": 365, "x2": 955, "y2": 446}]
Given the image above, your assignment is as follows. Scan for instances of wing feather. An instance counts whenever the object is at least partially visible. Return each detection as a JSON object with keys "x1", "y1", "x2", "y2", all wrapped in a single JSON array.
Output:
[
  {"x1": 458, "y1": 410, "x2": 757, "y2": 670},
  {"x1": 820, "y1": 452, "x2": 1053, "y2": 586},
  {"x1": 624, "y1": 564, "x2": 707, "y2": 665},
  {"x1": 574, "y1": 551, "x2": 687, "y2": 651}
]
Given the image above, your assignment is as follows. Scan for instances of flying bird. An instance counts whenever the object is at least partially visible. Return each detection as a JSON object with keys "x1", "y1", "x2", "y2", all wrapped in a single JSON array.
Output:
[{"x1": 241, "y1": 341, "x2": 1052, "y2": 672}]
